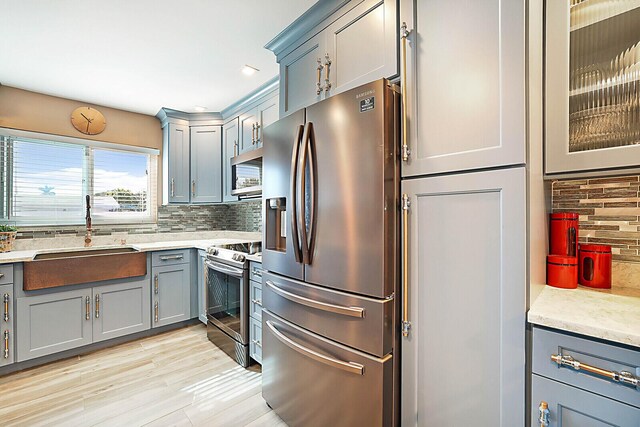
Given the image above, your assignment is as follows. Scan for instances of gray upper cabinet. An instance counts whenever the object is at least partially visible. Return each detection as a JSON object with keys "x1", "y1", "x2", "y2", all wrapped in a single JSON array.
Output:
[
  {"x1": 325, "y1": 0, "x2": 397, "y2": 97},
  {"x1": 545, "y1": 1, "x2": 640, "y2": 175},
  {"x1": 239, "y1": 109, "x2": 259, "y2": 155},
  {"x1": 255, "y1": 94, "x2": 279, "y2": 149},
  {"x1": 279, "y1": 32, "x2": 326, "y2": 117},
  {"x1": 222, "y1": 118, "x2": 239, "y2": 203},
  {"x1": 400, "y1": 0, "x2": 526, "y2": 177},
  {"x1": 17, "y1": 288, "x2": 93, "y2": 361},
  {"x1": 190, "y1": 126, "x2": 222, "y2": 203},
  {"x1": 92, "y1": 278, "x2": 151, "y2": 343},
  {"x1": 401, "y1": 167, "x2": 526, "y2": 426},
  {"x1": 152, "y1": 263, "x2": 191, "y2": 328},
  {"x1": 166, "y1": 123, "x2": 191, "y2": 203}
]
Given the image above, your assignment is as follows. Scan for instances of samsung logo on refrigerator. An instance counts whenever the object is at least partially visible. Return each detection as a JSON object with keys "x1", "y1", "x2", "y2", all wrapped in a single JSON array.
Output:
[{"x1": 355, "y1": 89, "x2": 375, "y2": 99}]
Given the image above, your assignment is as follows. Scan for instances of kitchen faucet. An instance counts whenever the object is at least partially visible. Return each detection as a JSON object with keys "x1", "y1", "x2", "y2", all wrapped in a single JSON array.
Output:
[{"x1": 85, "y1": 195, "x2": 92, "y2": 247}]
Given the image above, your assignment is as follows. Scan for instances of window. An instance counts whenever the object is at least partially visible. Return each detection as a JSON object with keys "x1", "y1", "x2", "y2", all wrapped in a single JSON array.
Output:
[{"x1": 0, "y1": 132, "x2": 157, "y2": 225}]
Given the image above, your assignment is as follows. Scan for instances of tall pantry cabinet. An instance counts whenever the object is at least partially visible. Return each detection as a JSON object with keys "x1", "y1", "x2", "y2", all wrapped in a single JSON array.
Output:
[{"x1": 399, "y1": 0, "x2": 527, "y2": 425}]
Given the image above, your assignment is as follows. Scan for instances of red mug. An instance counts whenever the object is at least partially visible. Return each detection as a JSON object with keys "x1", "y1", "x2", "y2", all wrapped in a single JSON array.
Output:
[{"x1": 579, "y1": 244, "x2": 612, "y2": 289}]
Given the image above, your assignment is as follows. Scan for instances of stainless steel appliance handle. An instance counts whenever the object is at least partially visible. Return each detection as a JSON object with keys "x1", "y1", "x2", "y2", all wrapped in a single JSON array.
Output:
[
  {"x1": 266, "y1": 320, "x2": 364, "y2": 375},
  {"x1": 401, "y1": 193, "x2": 411, "y2": 337},
  {"x1": 400, "y1": 22, "x2": 411, "y2": 162},
  {"x1": 205, "y1": 260, "x2": 245, "y2": 278},
  {"x1": 290, "y1": 124, "x2": 304, "y2": 263},
  {"x1": 306, "y1": 122, "x2": 317, "y2": 264},
  {"x1": 298, "y1": 123, "x2": 311, "y2": 264},
  {"x1": 551, "y1": 354, "x2": 639, "y2": 388},
  {"x1": 265, "y1": 280, "x2": 364, "y2": 318},
  {"x1": 160, "y1": 255, "x2": 184, "y2": 261}
]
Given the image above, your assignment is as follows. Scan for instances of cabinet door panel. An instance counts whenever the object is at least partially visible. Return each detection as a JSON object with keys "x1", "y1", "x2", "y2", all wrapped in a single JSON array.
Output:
[
  {"x1": 279, "y1": 33, "x2": 325, "y2": 117},
  {"x1": 239, "y1": 109, "x2": 258, "y2": 154},
  {"x1": 222, "y1": 119, "x2": 239, "y2": 202},
  {"x1": 531, "y1": 374, "x2": 640, "y2": 427},
  {"x1": 401, "y1": 168, "x2": 526, "y2": 426},
  {"x1": 256, "y1": 94, "x2": 279, "y2": 149},
  {"x1": 327, "y1": 0, "x2": 397, "y2": 96},
  {"x1": 17, "y1": 289, "x2": 92, "y2": 361},
  {"x1": 153, "y1": 264, "x2": 191, "y2": 328},
  {"x1": 167, "y1": 123, "x2": 190, "y2": 203},
  {"x1": 190, "y1": 126, "x2": 222, "y2": 203},
  {"x1": 93, "y1": 279, "x2": 150, "y2": 343},
  {"x1": 401, "y1": 0, "x2": 525, "y2": 177},
  {"x1": 0, "y1": 284, "x2": 13, "y2": 366},
  {"x1": 197, "y1": 251, "x2": 207, "y2": 324}
]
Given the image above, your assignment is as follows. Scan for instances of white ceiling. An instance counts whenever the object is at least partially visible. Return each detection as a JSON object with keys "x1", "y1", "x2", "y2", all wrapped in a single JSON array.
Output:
[{"x1": 0, "y1": 0, "x2": 317, "y2": 115}]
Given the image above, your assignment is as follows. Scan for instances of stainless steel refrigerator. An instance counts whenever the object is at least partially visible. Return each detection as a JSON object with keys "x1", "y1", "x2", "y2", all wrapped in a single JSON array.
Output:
[{"x1": 261, "y1": 79, "x2": 400, "y2": 426}]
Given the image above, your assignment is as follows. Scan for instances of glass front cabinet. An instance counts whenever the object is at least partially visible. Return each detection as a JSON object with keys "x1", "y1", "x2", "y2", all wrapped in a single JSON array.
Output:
[{"x1": 546, "y1": 0, "x2": 640, "y2": 175}]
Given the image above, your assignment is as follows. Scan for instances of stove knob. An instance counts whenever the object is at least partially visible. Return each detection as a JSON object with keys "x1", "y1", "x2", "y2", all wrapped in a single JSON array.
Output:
[
  {"x1": 209, "y1": 248, "x2": 219, "y2": 256},
  {"x1": 234, "y1": 254, "x2": 245, "y2": 262}
]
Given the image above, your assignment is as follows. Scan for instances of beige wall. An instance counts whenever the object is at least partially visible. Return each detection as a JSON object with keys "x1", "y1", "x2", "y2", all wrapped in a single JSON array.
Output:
[{"x1": 0, "y1": 85, "x2": 161, "y2": 149}]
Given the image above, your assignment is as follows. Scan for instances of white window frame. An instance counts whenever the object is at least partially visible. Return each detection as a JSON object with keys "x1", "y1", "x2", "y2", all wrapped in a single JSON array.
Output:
[{"x1": 0, "y1": 128, "x2": 159, "y2": 226}]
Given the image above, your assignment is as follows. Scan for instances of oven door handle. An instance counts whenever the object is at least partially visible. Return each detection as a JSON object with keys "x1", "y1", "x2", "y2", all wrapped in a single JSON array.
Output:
[{"x1": 205, "y1": 260, "x2": 245, "y2": 278}]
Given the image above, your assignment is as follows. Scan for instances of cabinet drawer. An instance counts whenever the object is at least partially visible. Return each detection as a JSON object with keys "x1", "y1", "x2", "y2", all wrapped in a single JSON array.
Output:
[
  {"x1": 532, "y1": 374, "x2": 640, "y2": 426},
  {"x1": 250, "y1": 316, "x2": 262, "y2": 364},
  {"x1": 249, "y1": 261, "x2": 263, "y2": 283},
  {"x1": 151, "y1": 250, "x2": 190, "y2": 267},
  {"x1": 0, "y1": 265, "x2": 13, "y2": 285},
  {"x1": 249, "y1": 280, "x2": 262, "y2": 321},
  {"x1": 533, "y1": 327, "x2": 640, "y2": 408}
]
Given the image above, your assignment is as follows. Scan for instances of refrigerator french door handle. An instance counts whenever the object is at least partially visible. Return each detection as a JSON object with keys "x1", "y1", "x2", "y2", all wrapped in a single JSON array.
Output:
[
  {"x1": 266, "y1": 320, "x2": 364, "y2": 375},
  {"x1": 290, "y1": 124, "x2": 304, "y2": 263},
  {"x1": 298, "y1": 123, "x2": 311, "y2": 264},
  {"x1": 306, "y1": 122, "x2": 317, "y2": 264}
]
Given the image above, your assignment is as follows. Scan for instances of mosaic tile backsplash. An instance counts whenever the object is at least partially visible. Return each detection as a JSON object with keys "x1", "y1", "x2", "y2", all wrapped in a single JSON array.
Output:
[
  {"x1": 552, "y1": 175, "x2": 640, "y2": 263},
  {"x1": 15, "y1": 200, "x2": 263, "y2": 240}
]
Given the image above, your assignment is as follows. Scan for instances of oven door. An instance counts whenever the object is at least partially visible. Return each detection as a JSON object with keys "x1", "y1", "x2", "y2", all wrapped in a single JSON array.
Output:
[{"x1": 205, "y1": 259, "x2": 249, "y2": 344}]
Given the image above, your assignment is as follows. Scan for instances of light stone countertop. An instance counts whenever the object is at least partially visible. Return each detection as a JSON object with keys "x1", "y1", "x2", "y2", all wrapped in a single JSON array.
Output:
[
  {"x1": 528, "y1": 286, "x2": 640, "y2": 348},
  {"x1": 0, "y1": 231, "x2": 262, "y2": 264}
]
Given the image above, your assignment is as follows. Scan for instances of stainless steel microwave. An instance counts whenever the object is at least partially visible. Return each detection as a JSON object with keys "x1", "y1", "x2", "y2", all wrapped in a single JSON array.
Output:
[{"x1": 231, "y1": 148, "x2": 262, "y2": 198}]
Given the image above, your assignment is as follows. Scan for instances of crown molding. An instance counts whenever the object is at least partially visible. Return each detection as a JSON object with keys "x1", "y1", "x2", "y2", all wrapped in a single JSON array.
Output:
[{"x1": 220, "y1": 76, "x2": 279, "y2": 120}]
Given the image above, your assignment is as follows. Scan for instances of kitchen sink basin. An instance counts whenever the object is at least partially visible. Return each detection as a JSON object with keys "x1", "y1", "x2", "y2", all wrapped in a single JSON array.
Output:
[
  {"x1": 24, "y1": 247, "x2": 147, "y2": 291},
  {"x1": 33, "y1": 247, "x2": 139, "y2": 260}
]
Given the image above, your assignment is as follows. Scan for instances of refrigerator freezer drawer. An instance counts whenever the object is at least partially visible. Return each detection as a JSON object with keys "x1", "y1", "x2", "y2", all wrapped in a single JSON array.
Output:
[
  {"x1": 262, "y1": 271, "x2": 394, "y2": 357},
  {"x1": 262, "y1": 311, "x2": 394, "y2": 427}
]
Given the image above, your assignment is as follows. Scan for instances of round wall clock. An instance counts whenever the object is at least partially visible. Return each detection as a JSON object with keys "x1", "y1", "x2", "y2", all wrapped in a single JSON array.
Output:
[{"x1": 70, "y1": 107, "x2": 106, "y2": 135}]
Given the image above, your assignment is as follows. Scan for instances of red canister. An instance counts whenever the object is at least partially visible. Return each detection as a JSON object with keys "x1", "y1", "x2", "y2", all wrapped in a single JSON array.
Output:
[
  {"x1": 550, "y1": 213, "x2": 579, "y2": 257},
  {"x1": 547, "y1": 255, "x2": 578, "y2": 289},
  {"x1": 579, "y1": 244, "x2": 612, "y2": 289}
]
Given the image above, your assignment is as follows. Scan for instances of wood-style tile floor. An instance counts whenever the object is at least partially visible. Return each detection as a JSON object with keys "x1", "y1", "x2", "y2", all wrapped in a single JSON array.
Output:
[{"x1": 0, "y1": 324, "x2": 286, "y2": 427}]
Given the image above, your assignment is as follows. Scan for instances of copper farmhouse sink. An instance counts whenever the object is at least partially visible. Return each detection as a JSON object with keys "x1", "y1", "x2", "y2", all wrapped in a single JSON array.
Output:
[{"x1": 24, "y1": 247, "x2": 147, "y2": 291}]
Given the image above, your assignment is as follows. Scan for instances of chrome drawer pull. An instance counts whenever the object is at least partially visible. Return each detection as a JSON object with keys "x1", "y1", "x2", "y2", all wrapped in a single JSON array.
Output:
[
  {"x1": 266, "y1": 320, "x2": 364, "y2": 375},
  {"x1": 160, "y1": 255, "x2": 184, "y2": 261},
  {"x1": 551, "y1": 354, "x2": 639, "y2": 388},
  {"x1": 252, "y1": 339, "x2": 262, "y2": 348},
  {"x1": 538, "y1": 401, "x2": 550, "y2": 427},
  {"x1": 251, "y1": 298, "x2": 262, "y2": 306},
  {"x1": 252, "y1": 267, "x2": 263, "y2": 277},
  {"x1": 0, "y1": 273, "x2": 4, "y2": 279},
  {"x1": 3, "y1": 294, "x2": 9, "y2": 322},
  {"x1": 265, "y1": 280, "x2": 364, "y2": 318}
]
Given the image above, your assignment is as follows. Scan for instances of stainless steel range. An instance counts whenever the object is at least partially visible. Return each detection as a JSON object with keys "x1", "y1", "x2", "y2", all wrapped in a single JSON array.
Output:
[{"x1": 204, "y1": 241, "x2": 260, "y2": 367}]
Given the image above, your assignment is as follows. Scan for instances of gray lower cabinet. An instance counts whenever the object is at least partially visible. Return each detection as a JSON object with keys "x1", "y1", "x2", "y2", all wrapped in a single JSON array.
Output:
[
  {"x1": 222, "y1": 118, "x2": 239, "y2": 202},
  {"x1": 17, "y1": 288, "x2": 93, "y2": 361},
  {"x1": 249, "y1": 261, "x2": 263, "y2": 364},
  {"x1": 249, "y1": 316, "x2": 262, "y2": 364},
  {"x1": 399, "y1": 0, "x2": 525, "y2": 177},
  {"x1": 197, "y1": 250, "x2": 207, "y2": 324},
  {"x1": 190, "y1": 126, "x2": 222, "y2": 203},
  {"x1": 92, "y1": 278, "x2": 151, "y2": 343},
  {"x1": 401, "y1": 168, "x2": 526, "y2": 426},
  {"x1": 0, "y1": 283, "x2": 14, "y2": 366},
  {"x1": 532, "y1": 374, "x2": 640, "y2": 426},
  {"x1": 152, "y1": 263, "x2": 191, "y2": 328}
]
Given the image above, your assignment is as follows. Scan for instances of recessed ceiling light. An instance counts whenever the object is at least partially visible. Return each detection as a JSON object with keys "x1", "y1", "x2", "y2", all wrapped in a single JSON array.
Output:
[
  {"x1": 193, "y1": 106, "x2": 206, "y2": 112},
  {"x1": 242, "y1": 65, "x2": 259, "y2": 76}
]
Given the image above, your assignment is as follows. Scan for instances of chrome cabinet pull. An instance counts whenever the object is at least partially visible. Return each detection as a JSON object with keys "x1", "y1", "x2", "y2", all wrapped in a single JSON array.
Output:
[
  {"x1": 290, "y1": 125, "x2": 304, "y2": 263},
  {"x1": 538, "y1": 401, "x2": 550, "y2": 427},
  {"x1": 95, "y1": 294, "x2": 100, "y2": 319},
  {"x1": 316, "y1": 57, "x2": 323, "y2": 95},
  {"x1": 323, "y1": 54, "x2": 332, "y2": 93},
  {"x1": 252, "y1": 339, "x2": 262, "y2": 348},
  {"x1": 255, "y1": 122, "x2": 261, "y2": 144},
  {"x1": 154, "y1": 301, "x2": 159, "y2": 323},
  {"x1": 159, "y1": 254, "x2": 184, "y2": 261},
  {"x1": 3, "y1": 293, "x2": 8, "y2": 322},
  {"x1": 400, "y1": 22, "x2": 412, "y2": 162},
  {"x1": 154, "y1": 274, "x2": 159, "y2": 294},
  {"x1": 0, "y1": 273, "x2": 4, "y2": 279},
  {"x1": 551, "y1": 354, "x2": 639, "y2": 388},
  {"x1": 170, "y1": 178, "x2": 175, "y2": 198},
  {"x1": 251, "y1": 298, "x2": 262, "y2": 307},
  {"x1": 265, "y1": 280, "x2": 364, "y2": 318},
  {"x1": 252, "y1": 267, "x2": 263, "y2": 277},
  {"x1": 251, "y1": 122, "x2": 256, "y2": 144},
  {"x1": 192, "y1": 180, "x2": 196, "y2": 196},
  {"x1": 85, "y1": 296, "x2": 90, "y2": 320},
  {"x1": 3, "y1": 330, "x2": 8, "y2": 359},
  {"x1": 266, "y1": 320, "x2": 364, "y2": 375},
  {"x1": 401, "y1": 193, "x2": 411, "y2": 337},
  {"x1": 233, "y1": 140, "x2": 239, "y2": 157}
]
